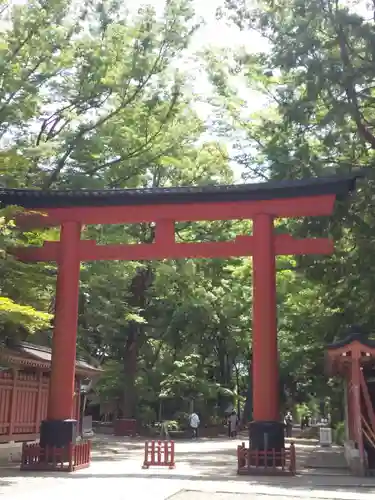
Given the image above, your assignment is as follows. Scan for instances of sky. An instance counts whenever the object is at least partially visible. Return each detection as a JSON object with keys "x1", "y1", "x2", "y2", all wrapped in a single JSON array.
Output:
[
  {"x1": 158, "y1": 2, "x2": 267, "y2": 97},
  {"x1": 132, "y1": 0, "x2": 263, "y2": 50},
  {"x1": 118, "y1": 0, "x2": 267, "y2": 180},
  {"x1": 126, "y1": 0, "x2": 269, "y2": 181}
]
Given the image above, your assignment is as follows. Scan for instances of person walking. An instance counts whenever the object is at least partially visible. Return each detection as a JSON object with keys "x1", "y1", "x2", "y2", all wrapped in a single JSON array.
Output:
[
  {"x1": 160, "y1": 420, "x2": 170, "y2": 440},
  {"x1": 303, "y1": 414, "x2": 310, "y2": 429},
  {"x1": 284, "y1": 411, "x2": 293, "y2": 438},
  {"x1": 229, "y1": 410, "x2": 238, "y2": 438},
  {"x1": 189, "y1": 411, "x2": 200, "y2": 439}
]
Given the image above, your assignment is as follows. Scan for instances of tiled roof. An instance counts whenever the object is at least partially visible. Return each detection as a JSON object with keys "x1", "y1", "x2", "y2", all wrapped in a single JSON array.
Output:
[
  {"x1": 0, "y1": 173, "x2": 363, "y2": 209},
  {"x1": 327, "y1": 326, "x2": 375, "y2": 350},
  {"x1": 0, "y1": 341, "x2": 102, "y2": 376}
]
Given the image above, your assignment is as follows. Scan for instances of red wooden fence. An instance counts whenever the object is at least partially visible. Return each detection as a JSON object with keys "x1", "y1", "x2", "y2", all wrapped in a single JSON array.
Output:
[
  {"x1": 0, "y1": 370, "x2": 80, "y2": 443},
  {"x1": 237, "y1": 442, "x2": 296, "y2": 476},
  {"x1": 21, "y1": 440, "x2": 91, "y2": 471},
  {"x1": 142, "y1": 440, "x2": 175, "y2": 469}
]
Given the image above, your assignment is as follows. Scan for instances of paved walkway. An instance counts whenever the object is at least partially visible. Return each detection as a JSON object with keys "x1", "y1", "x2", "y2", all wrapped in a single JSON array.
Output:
[
  {"x1": 0, "y1": 436, "x2": 374, "y2": 500},
  {"x1": 303, "y1": 444, "x2": 348, "y2": 472}
]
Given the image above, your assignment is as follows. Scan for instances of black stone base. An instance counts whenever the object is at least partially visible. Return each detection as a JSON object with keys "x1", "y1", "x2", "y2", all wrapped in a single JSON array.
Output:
[
  {"x1": 249, "y1": 420, "x2": 285, "y2": 466},
  {"x1": 40, "y1": 419, "x2": 77, "y2": 448}
]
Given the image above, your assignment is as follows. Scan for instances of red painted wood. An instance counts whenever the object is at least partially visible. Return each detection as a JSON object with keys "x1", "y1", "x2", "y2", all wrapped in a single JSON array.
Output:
[
  {"x1": 142, "y1": 440, "x2": 175, "y2": 469},
  {"x1": 252, "y1": 214, "x2": 279, "y2": 422},
  {"x1": 351, "y1": 351, "x2": 365, "y2": 465},
  {"x1": 347, "y1": 381, "x2": 353, "y2": 440},
  {"x1": 114, "y1": 418, "x2": 137, "y2": 436},
  {"x1": 0, "y1": 371, "x2": 81, "y2": 442},
  {"x1": 16, "y1": 235, "x2": 333, "y2": 263},
  {"x1": 17, "y1": 194, "x2": 336, "y2": 227},
  {"x1": 271, "y1": 233, "x2": 334, "y2": 255},
  {"x1": 8, "y1": 370, "x2": 17, "y2": 438},
  {"x1": 0, "y1": 374, "x2": 11, "y2": 437},
  {"x1": 0, "y1": 371, "x2": 49, "y2": 442},
  {"x1": 236, "y1": 443, "x2": 296, "y2": 475},
  {"x1": 327, "y1": 340, "x2": 375, "y2": 360},
  {"x1": 21, "y1": 440, "x2": 91, "y2": 471},
  {"x1": 13, "y1": 191, "x2": 339, "y2": 436},
  {"x1": 47, "y1": 221, "x2": 81, "y2": 421},
  {"x1": 155, "y1": 219, "x2": 175, "y2": 246},
  {"x1": 359, "y1": 369, "x2": 375, "y2": 434},
  {"x1": 34, "y1": 372, "x2": 43, "y2": 433}
]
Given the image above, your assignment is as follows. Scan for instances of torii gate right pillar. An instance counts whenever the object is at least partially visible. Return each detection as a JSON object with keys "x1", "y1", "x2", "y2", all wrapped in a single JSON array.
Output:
[{"x1": 250, "y1": 213, "x2": 284, "y2": 451}]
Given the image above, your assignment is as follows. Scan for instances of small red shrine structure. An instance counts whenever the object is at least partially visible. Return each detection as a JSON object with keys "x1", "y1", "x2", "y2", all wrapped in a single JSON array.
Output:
[
  {"x1": 0, "y1": 173, "x2": 360, "y2": 472},
  {"x1": 0, "y1": 341, "x2": 101, "y2": 444},
  {"x1": 326, "y1": 328, "x2": 375, "y2": 475}
]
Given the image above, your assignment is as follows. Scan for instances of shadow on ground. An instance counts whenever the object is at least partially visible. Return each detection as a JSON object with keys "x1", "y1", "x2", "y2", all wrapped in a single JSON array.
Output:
[
  {"x1": 0, "y1": 468, "x2": 374, "y2": 494},
  {"x1": 91, "y1": 441, "x2": 143, "y2": 452},
  {"x1": 1, "y1": 437, "x2": 373, "y2": 495},
  {"x1": 90, "y1": 453, "x2": 137, "y2": 462},
  {"x1": 0, "y1": 480, "x2": 12, "y2": 488}
]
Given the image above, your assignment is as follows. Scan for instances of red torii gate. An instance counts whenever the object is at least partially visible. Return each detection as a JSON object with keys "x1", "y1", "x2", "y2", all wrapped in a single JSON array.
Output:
[
  {"x1": 326, "y1": 328, "x2": 375, "y2": 474},
  {"x1": 1, "y1": 174, "x2": 359, "y2": 469}
]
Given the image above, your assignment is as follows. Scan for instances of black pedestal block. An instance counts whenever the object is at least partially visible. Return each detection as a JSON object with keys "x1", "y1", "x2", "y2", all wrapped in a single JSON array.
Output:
[
  {"x1": 40, "y1": 419, "x2": 77, "y2": 448},
  {"x1": 249, "y1": 420, "x2": 285, "y2": 450},
  {"x1": 249, "y1": 420, "x2": 285, "y2": 466}
]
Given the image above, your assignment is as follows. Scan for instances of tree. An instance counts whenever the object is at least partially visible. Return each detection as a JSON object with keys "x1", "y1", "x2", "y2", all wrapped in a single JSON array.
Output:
[
  {"x1": 76, "y1": 143, "x2": 239, "y2": 418},
  {"x1": 0, "y1": 0, "x2": 216, "y2": 418},
  {"x1": 215, "y1": 0, "x2": 375, "y2": 405},
  {"x1": 0, "y1": 0, "x2": 201, "y2": 189},
  {"x1": 4, "y1": 0, "x2": 364, "y2": 423},
  {"x1": 0, "y1": 208, "x2": 53, "y2": 341}
]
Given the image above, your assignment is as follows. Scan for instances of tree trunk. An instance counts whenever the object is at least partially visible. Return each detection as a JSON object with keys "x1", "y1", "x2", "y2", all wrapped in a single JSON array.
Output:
[
  {"x1": 242, "y1": 359, "x2": 252, "y2": 425},
  {"x1": 121, "y1": 263, "x2": 153, "y2": 419},
  {"x1": 122, "y1": 323, "x2": 139, "y2": 418},
  {"x1": 242, "y1": 386, "x2": 252, "y2": 424},
  {"x1": 234, "y1": 362, "x2": 241, "y2": 416}
]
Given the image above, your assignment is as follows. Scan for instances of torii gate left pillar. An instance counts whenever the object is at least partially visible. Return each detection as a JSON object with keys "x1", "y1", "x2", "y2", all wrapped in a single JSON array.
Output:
[{"x1": 40, "y1": 221, "x2": 82, "y2": 448}]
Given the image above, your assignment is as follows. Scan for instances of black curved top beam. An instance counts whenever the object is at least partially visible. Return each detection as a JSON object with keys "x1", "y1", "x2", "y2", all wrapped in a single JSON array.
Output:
[
  {"x1": 0, "y1": 173, "x2": 362, "y2": 209},
  {"x1": 327, "y1": 327, "x2": 375, "y2": 351}
]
